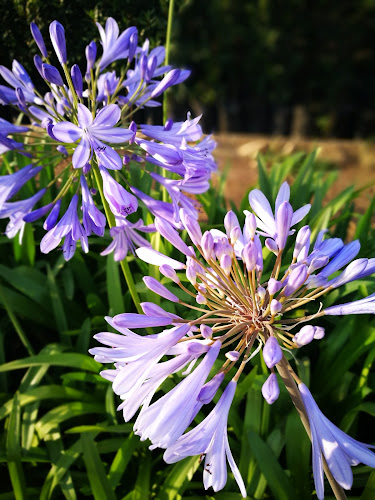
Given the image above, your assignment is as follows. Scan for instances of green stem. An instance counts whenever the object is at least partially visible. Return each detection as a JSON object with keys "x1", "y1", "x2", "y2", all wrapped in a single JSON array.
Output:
[
  {"x1": 0, "y1": 284, "x2": 34, "y2": 356},
  {"x1": 164, "y1": 0, "x2": 175, "y2": 124},
  {"x1": 92, "y1": 165, "x2": 143, "y2": 315},
  {"x1": 276, "y1": 356, "x2": 347, "y2": 500}
]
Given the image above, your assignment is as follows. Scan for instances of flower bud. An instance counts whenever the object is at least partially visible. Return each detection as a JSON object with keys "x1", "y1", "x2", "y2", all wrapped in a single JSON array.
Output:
[
  {"x1": 245, "y1": 212, "x2": 257, "y2": 240},
  {"x1": 242, "y1": 241, "x2": 257, "y2": 271},
  {"x1": 268, "y1": 278, "x2": 282, "y2": 296},
  {"x1": 200, "y1": 325, "x2": 213, "y2": 339},
  {"x1": 86, "y1": 41, "x2": 97, "y2": 73},
  {"x1": 155, "y1": 217, "x2": 193, "y2": 257},
  {"x1": 308, "y1": 256, "x2": 329, "y2": 274},
  {"x1": 196, "y1": 294, "x2": 207, "y2": 305},
  {"x1": 293, "y1": 225, "x2": 311, "y2": 260},
  {"x1": 143, "y1": 276, "x2": 179, "y2": 303},
  {"x1": 201, "y1": 231, "x2": 214, "y2": 261},
  {"x1": 262, "y1": 373, "x2": 280, "y2": 404},
  {"x1": 128, "y1": 31, "x2": 138, "y2": 62},
  {"x1": 230, "y1": 225, "x2": 241, "y2": 243},
  {"x1": 265, "y1": 238, "x2": 278, "y2": 255},
  {"x1": 186, "y1": 265, "x2": 197, "y2": 285},
  {"x1": 225, "y1": 351, "x2": 240, "y2": 362},
  {"x1": 220, "y1": 254, "x2": 232, "y2": 276},
  {"x1": 43, "y1": 199, "x2": 61, "y2": 230},
  {"x1": 49, "y1": 21, "x2": 67, "y2": 65},
  {"x1": 276, "y1": 201, "x2": 293, "y2": 250},
  {"x1": 16, "y1": 87, "x2": 26, "y2": 111},
  {"x1": 42, "y1": 63, "x2": 64, "y2": 86},
  {"x1": 146, "y1": 55, "x2": 157, "y2": 82},
  {"x1": 263, "y1": 336, "x2": 282, "y2": 368},
  {"x1": 270, "y1": 299, "x2": 282, "y2": 316},
  {"x1": 34, "y1": 55, "x2": 44, "y2": 78},
  {"x1": 314, "y1": 326, "x2": 325, "y2": 339},
  {"x1": 257, "y1": 286, "x2": 266, "y2": 300},
  {"x1": 71, "y1": 64, "x2": 83, "y2": 98},
  {"x1": 198, "y1": 372, "x2": 225, "y2": 404},
  {"x1": 283, "y1": 264, "x2": 308, "y2": 296},
  {"x1": 57, "y1": 145, "x2": 68, "y2": 156},
  {"x1": 180, "y1": 208, "x2": 202, "y2": 247},
  {"x1": 224, "y1": 210, "x2": 240, "y2": 238},
  {"x1": 293, "y1": 325, "x2": 316, "y2": 347},
  {"x1": 140, "y1": 54, "x2": 148, "y2": 81},
  {"x1": 150, "y1": 69, "x2": 181, "y2": 98},
  {"x1": 160, "y1": 264, "x2": 180, "y2": 284},
  {"x1": 30, "y1": 22, "x2": 48, "y2": 58},
  {"x1": 82, "y1": 163, "x2": 91, "y2": 175},
  {"x1": 23, "y1": 202, "x2": 54, "y2": 223}
]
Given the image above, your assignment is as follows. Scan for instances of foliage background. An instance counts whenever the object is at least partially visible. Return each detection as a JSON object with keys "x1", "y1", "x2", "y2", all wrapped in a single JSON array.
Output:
[
  {"x1": 1, "y1": 1, "x2": 375, "y2": 499},
  {"x1": 1, "y1": 0, "x2": 375, "y2": 136}
]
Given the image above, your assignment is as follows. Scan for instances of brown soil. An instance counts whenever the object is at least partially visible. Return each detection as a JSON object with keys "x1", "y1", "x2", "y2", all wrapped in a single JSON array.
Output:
[{"x1": 212, "y1": 134, "x2": 375, "y2": 213}]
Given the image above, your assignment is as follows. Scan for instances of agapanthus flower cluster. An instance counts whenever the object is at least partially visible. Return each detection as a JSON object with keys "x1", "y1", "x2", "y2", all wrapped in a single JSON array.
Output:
[
  {"x1": 0, "y1": 18, "x2": 216, "y2": 259},
  {"x1": 91, "y1": 182, "x2": 375, "y2": 498}
]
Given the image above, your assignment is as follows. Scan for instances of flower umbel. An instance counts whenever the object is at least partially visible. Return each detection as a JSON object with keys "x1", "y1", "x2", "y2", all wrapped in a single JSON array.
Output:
[
  {"x1": 91, "y1": 181, "x2": 375, "y2": 497},
  {"x1": 0, "y1": 17, "x2": 216, "y2": 259}
]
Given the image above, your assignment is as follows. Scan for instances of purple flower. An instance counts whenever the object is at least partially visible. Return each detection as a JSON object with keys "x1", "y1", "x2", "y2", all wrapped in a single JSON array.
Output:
[
  {"x1": 90, "y1": 323, "x2": 191, "y2": 397},
  {"x1": 100, "y1": 166, "x2": 138, "y2": 217},
  {"x1": 80, "y1": 175, "x2": 106, "y2": 236},
  {"x1": 42, "y1": 63, "x2": 64, "y2": 86},
  {"x1": 324, "y1": 292, "x2": 375, "y2": 316},
  {"x1": 96, "y1": 18, "x2": 137, "y2": 69},
  {"x1": 164, "y1": 380, "x2": 247, "y2": 497},
  {"x1": 53, "y1": 104, "x2": 134, "y2": 169},
  {"x1": 263, "y1": 336, "x2": 283, "y2": 368},
  {"x1": 248, "y1": 181, "x2": 311, "y2": 249},
  {"x1": 0, "y1": 189, "x2": 45, "y2": 242},
  {"x1": 49, "y1": 21, "x2": 67, "y2": 65},
  {"x1": 100, "y1": 218, "x2": 154, "y2": 261},
  {"x1": 40, "y1": 194, "x2": 88, "y2": 260},
  {"x1": 30, "y1": 22, "x2": 48, "y2": 58},
  {"x1": 134, "y1": 341, "x2": 221, "y2": 448},
  {"x1": 0, "y1": 164, "x2": 41, "y2": 209},
  {"x1": 0, "y1": 62, "x2": 39, "y2": 105},
  {"x1": 262, "y1": 373, "x2": 280, "y2": 404},
  {"x1": 299, "y1": 383, "x2": 375, "y2": 499}
]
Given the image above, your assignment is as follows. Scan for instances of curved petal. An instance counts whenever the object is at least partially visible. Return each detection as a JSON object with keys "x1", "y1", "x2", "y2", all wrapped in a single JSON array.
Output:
[
  {"x1": 90, "y1": 126, "x2": 133, "y2": 144},
  {"x1": 291, "y1": 204, "x2": 311, "y2": 226},
  {"x1": 275, "y1": 182, "x2": 290, "y2": 213},
  {"x1": 92, "y1": 104, "x2": 121, "y2": 128},
  {"x1": 72, "y1": 136, "x2": 91, "y2": 168},
  {"x1": 40, "y1": 229, "x2": 61, "y2": 253},
  {"x1": 95, "y1": 141, "x2": 122, "y2": 170},
  {"x1": 248, "y1": 189, "x2": 276, "y2": 233},
  {"x1": 53, "y1": 122, "x2": 82, "y2": 143},
  {"x1": 77, "y1": 103, "x2": 93, "y2": 128}
]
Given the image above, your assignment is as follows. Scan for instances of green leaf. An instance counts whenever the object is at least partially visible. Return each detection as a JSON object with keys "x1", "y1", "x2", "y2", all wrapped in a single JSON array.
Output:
[
  {"x1": 285, "y1": 410, "x2": 311, "y2": 498},
  {"x1": 247, "y1": 430, "x2": 296, "y2": 500},
  {"x1": 36, "y1": 402, "x2": 105, "y2": 436},
  {"x1": 0, "y1": 352, "x2": 101, "y2": 374},
  {"x1": 108, "y1": 433, "x2": 141, "y2": 489},
  {"x1": 81, "y1": 433, "x2": 116, "y2": 500},
  {"x1": 106, "y1": 256, "x2": 125, "y2": 316},
  {"x1": 40, "y1": 438, "x2": 83, "y2": 500},
  {"x1": 47, "y1": 264, "x2": 70, "y2": 344},
  {"x1": 6, "y1": 393, "x2": 27, "y2": 499},
  {"x1": 132, "y1": 451, "x2": 151, "y2": 500},
  {"x1": 361, "y1": 470, "x2": 375, "y2": 500},
  {"x1": 256, "y1": 155, "x2": 272, "y2": 201},
  {"x1": 158, "y1": 456, "x2": 200, "y2": 500}
]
